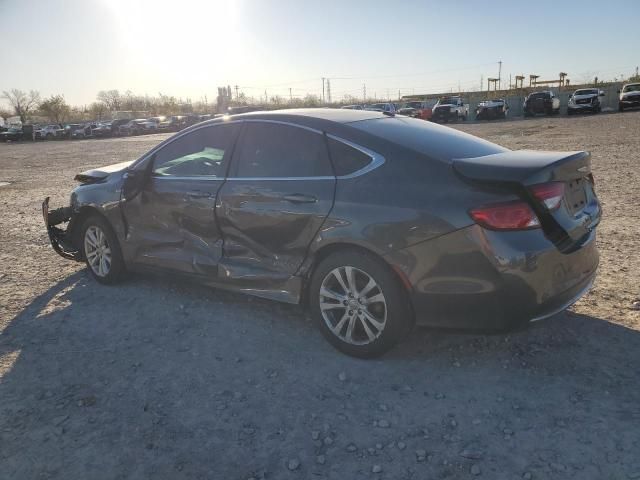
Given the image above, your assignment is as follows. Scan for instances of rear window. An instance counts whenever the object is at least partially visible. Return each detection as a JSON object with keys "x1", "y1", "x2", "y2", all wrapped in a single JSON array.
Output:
[
  {"x1": 327, "y1": 138, "x2": 372, "y2": 176},
  {"x1": 349, "y1": 116, "x2": 507, "y2": 161}
]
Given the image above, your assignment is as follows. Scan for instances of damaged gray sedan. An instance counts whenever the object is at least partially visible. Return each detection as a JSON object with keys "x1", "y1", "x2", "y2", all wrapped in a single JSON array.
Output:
[{"x1": 44, "y1": 109, "x2": 601, "y2": 357}]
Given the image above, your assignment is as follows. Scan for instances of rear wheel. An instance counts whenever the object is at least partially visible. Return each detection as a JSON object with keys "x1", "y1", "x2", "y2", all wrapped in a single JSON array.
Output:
[
  {"x1": 309, "y1": 250, "x2": 413, "y2": 358},
  {"x1": 619, "y1": 103, "x2": 624, "y2": 112},
  {"x1": 80, "y1": 215, "x2": 126, "y2": 284}
]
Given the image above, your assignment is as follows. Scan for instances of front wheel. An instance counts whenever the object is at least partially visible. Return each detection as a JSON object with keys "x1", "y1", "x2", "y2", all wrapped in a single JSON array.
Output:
[
  {"x1": 80, "y1": 215, "x2": 126, "y2": 284},
  {"x1": 309, "y1": 250, "x2": 413, "y2": 358},
  {"x1": 619, "y1": 103, "x2": 624, "y2": 112}
]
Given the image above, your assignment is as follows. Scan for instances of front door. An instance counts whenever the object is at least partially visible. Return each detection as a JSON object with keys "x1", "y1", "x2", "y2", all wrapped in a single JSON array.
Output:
[
  {"x1": 216, "y1": 121, "x2": 336, "y2": 283},
  {"x1": 122, "y1": 123, "x2": 240, "y2": 275}
]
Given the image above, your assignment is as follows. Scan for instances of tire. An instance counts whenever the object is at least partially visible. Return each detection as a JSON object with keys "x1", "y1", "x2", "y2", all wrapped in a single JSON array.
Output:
[
  {"x1": 309, "y1": 249, "x2": 413, "y2": 358},
  {"x1": 619, "y1": 103, "x2": 624, "y2": 112},
  {"x1": 79, "y1": 215, "x2": 126, "y2": 285},
  {"x1": 46, "y1": 133, "x2": 53, "y2": 139},
  {"x1": 567, "y1": 109, "x2": 573, "y2": 116}
]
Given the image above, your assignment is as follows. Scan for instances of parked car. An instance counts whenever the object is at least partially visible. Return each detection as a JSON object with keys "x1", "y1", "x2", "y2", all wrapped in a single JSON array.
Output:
[
  {"x1": 523, "y1": 91, "x2": 560, "y2": 116},
  {"x1": 143, "y1": 116, "x2": 166, "y2": 133},
  {"x1": 364, "y1": 103, "x2": 396, "y2": 114},
  {"x1": 119, "y1": 119, "x2": 148, "y2": 136},
  {"x1": 340, "y1": 105, "x2": 365, "y2": 110},
  {"x1": 71, "y1": 124, "x2": 92, "y2": 139},
  {"x1": 618, "y1": 83, "x2": 640, "y2": 112},
  {"x1": 110, "y1": 118, "x2": 132, "y2": 136},
  {"x1": 63, "y1": 124, "x2": 83, "y2": 139},
  {"x1": 431, "y1": 96, "x2": 468, "y2": 123},
  {"x1": 475, "y1": 98, "x2": 509, "y2": 120},
  {"x1": 396, "y1": 101, "x2": 434, "y2": 120},
  {"x1": 163, "y1": 115, "x2": 188, "y2": 131},
  {"x1": 0, "y1": 127, "x2": 23, "y2": 142},
  {"x1": 567, "y1": 89, "x2": 604, "y2": 115},
  {"x1": 39, "y1": 124, "x2": 63, "y2": 139},
  {"x1": 92, "y1": 122, "x2": 113, "y2": 138},
  {"x1": 43, "y1": 109, "x2": 601, "y2": 357}
]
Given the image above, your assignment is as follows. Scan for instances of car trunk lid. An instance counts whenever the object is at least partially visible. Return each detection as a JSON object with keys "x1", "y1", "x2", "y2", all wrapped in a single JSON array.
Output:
[{"x1": 453, "y1": 150, "x2": 601, "y2": 252}]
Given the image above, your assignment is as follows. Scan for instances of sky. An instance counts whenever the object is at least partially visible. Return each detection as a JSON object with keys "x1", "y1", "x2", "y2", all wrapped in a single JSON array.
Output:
[{"x1": 0, "y1": 0, "x2": 638, "y2": 107}]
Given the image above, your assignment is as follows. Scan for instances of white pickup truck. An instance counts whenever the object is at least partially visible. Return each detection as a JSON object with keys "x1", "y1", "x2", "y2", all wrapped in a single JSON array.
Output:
[{"x1": 430, "y1": 96, "x2": 469, "y2": 123}]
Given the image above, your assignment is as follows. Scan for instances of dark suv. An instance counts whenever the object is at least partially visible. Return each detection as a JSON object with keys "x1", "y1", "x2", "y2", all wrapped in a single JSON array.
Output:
[{"x1": 523, "y1": 91, "x2": 560, "y2": 116}]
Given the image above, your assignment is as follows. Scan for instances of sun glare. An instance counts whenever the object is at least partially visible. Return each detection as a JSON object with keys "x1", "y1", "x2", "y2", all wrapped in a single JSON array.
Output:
[{"x1": 103, "y1": 0, "x2": 241, "y2": 94}]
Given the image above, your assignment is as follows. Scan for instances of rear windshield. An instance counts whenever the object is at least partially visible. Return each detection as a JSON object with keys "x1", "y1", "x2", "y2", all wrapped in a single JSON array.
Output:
[
  {"x1": 529, "y1": 92, "x2": 549, "y2": 99},
  {"x1": 350, "y1": 116, "x2": 507, "y2": 161},
  {"x1": 623, "y1": 84, "x2": 640, "y2": 92},
  {"x1": 575, "y1": 89, "x2": 598, "y2": 95},
  {"x1": 438, "y1": 97, "x2": 459, "y2": 104}
]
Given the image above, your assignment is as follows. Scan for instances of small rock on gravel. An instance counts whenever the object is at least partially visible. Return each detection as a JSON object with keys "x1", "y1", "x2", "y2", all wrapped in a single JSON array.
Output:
[
  {"x1": 316, "y1": 455, "x2": 325, "y2": 465},
  {"x1": 372, "y1": 465, "x2": 382, "y2": 473},
  {"x1": 471, "y1": 464, "x2": 481, "y2": 475},
  {"x1": 377, "y1": 419, "x2": 390, "y2": 428},
  {"x1": 346, "y1": 443, "x2": 357, "y2": 452},
  {"x1": 523, "y1": 473, "x2": 533, "y2": 480},
  {"x1": 338, "y1": 372, "x2": 348, "y2": 382},
  {"x1": 287, "y1": 459, "x2": 300, "y2": 471},
  {"x1": 397, "y1": 441, "x2": 406, "y2": 450}
]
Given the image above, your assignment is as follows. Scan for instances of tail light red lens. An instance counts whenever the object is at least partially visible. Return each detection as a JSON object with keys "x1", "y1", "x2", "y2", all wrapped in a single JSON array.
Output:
[
  {"x1": 529, "y1": 182, "x2": 565, "y2": 210},
  {"x1": 470, "y1": 201, "x2": 540, "y2": 231}
]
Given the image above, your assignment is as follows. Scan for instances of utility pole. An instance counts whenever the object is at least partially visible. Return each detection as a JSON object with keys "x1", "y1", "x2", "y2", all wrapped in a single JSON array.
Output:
[
  {"x1": 326, "y1": 79, "x2": 331, "y2": 103},
  {"x1": 265, "y1": 90, "x2": 268, "y2": 103},
  {"x1": 363, "y1": 84, "x2": 366, "y2": 102},
  {"x1": 398, "y1": 89, "x2": 401, "y2": 101},
  {"x1": 498, "y1": 60, "x2": 502, "y2": 90},
  {"x1": 289, "y1": 88, "x2": 292, "y2": 102},
  {"x1": 321, "y1": 77, "x2": 325, "y2": 103},
  {"x1": 234, "y1": 85, "x2": 239, "y2": 99}
]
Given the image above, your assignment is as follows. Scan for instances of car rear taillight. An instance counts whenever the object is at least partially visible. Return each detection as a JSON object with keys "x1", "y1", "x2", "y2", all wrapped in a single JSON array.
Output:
[
  {"x1": 529, "y1": 182, "x2": 565, "y2": 210},
  {"x1": 469, "y1": 201, "x2": 540, "y2": 231}
]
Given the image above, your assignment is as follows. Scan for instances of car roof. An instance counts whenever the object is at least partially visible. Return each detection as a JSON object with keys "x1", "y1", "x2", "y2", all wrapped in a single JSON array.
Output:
[{"x1": 213, "y1": 108, "x2": 386, "y2": 124}]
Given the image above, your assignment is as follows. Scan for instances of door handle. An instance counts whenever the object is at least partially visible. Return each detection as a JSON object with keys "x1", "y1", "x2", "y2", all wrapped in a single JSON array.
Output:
[
  {"x1": 282, "y1": 193, "x2": 317, "y2": 204},
  {"x1": 185, "y1": 190, "x2": 212, "y2": 199}
]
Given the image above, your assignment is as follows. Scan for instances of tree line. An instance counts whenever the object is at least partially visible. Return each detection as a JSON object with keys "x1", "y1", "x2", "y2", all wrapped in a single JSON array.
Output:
[{"x1": 0, "y1": 88, "x2": 328, "y2": 125}]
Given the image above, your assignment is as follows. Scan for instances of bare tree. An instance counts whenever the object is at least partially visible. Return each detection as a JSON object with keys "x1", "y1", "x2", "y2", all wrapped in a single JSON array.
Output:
[
  {"x1": 89, "y1": 102, "x2": 107, "y2": 120},
  {"x1": 96, "y1": 89, "x2": 121, "y2": 111},
  {"x1": 39, "y1": 95, "x2": 71, "y2": 124},
  {"x1": 2, "y1": 89, "x2": 41, "y2": 123}
]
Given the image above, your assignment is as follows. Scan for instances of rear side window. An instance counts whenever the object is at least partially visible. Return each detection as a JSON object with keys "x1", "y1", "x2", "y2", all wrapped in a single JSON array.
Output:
[
  {"x1": 231, "y1": 122, "x2": 333, "y2": 178},
  {"x1": 153, "y1": 124, "x2": 238, "y2": 177},
  {"x1": 327, "y1": 137, "x2": 372, "y2": 176}
]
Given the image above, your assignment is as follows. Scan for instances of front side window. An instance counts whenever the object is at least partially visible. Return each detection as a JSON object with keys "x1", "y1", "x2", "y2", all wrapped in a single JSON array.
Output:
[
  {"x1": 153, "y1": 124, "x2": 238, "y2": 177},
  {"x1": 230, "y1": 122, "x2": 333, "y2": 178}
]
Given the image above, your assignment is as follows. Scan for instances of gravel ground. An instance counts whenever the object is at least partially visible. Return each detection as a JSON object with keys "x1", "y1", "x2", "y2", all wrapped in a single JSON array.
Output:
[{"x1": 1, "y1": 113, "x2": 639, "y2": 479}]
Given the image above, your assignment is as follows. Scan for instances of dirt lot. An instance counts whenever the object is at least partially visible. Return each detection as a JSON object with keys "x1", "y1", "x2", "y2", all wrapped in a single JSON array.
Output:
[{"x1": 1, "y1": 113, "x2": 639, "y2": 479}]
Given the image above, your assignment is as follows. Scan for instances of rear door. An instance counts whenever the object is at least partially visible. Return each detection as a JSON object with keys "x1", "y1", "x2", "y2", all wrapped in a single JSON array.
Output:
[
  {"x1": 122, "y1": 123, "x2": 240, "y2": 275},
  {"x1": 216, "y1": 121, "x2": 335, "y2": 280}
]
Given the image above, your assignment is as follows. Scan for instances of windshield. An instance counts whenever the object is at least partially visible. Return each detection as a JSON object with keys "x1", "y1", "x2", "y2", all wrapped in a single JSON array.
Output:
[
  {"x1": 350, "y1": 116, "x2": 506, "y2": 161},
  {"x1": 575, "y1": 89, "x2": 598, "y2": 96},
  {"x1": 529, "y1": 92, "x2": 549, "y2": 99},
  {"x1": 438, "y1": 97, "x2": 459, "y2": 105},
  {"x1": 623, "y1": 84, "x2": 640, "y2": 93},
  {"x1": 367, "y1": 103, "x2": 387, "y2": 109}
]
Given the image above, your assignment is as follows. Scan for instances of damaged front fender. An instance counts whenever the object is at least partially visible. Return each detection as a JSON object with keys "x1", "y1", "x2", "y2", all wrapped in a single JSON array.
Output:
[{"x1": 42, "y1": 197, "x2": 83, "y2": 261}]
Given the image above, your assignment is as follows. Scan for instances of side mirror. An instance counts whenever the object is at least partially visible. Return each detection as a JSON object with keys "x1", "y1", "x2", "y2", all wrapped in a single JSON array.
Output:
[
  {"x1": 122, "y1": 156, "x2": 154, "y2": 200},
  {"x1": 569, "y1": 94, "x2": 573, "y2": 99},
  {"x1": 599, "y1": 91, "x2": 605, "y2": 96}
]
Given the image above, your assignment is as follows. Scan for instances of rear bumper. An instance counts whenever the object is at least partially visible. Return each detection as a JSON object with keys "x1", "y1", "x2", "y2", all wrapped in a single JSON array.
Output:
[
  {"x1": 384, "y1": 225, "x2": 598, "y2": 331},
  {"x1": 42, "y1": 197, "x2": 82, "y2": 261}
]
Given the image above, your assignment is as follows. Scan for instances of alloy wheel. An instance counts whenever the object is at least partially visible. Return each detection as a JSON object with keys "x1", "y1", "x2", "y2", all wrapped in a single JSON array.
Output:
[
  {"x1": 84, "y1": 225, "x2": 112, "y2": 277},
  {"x1": 319, "y1": 266, "x2": 387, "y2": 345}
]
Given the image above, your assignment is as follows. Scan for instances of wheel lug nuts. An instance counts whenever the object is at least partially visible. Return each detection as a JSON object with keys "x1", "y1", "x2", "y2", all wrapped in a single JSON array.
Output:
[{"x1": 348, "y1": 310, "x2": 353, "y2": 315}]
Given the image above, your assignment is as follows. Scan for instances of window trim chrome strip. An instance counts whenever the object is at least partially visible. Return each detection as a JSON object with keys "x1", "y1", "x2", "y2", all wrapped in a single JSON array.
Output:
[{"x1": 130, "y1": 118, "x2": 386, "y2": 181}]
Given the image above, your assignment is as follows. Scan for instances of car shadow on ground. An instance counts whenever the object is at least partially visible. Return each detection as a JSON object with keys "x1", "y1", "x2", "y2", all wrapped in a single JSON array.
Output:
[{"x1": 2, "y1": 272, "x2": 640, "y2": 479}]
